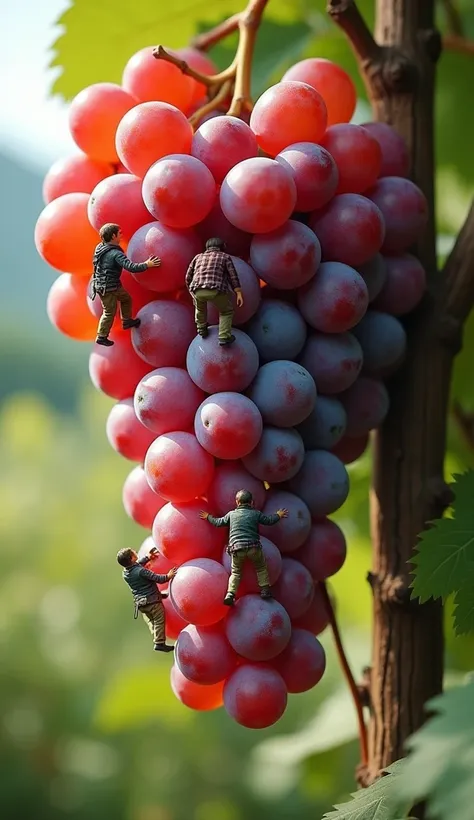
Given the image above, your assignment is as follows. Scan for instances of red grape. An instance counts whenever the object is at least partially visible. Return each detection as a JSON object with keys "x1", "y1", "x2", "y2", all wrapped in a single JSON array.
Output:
[
  {"x1": 186, "y1": 328, "x2": 259, "y2": 393},
  {"x1": 361, "y1": 122, "x2": 410, "y2": 178},
  {"x1": 145, "y1": 431, "x2": 214, "y2": 502},
  {"x1": 35, "y1": 192, "x2": 99, "y2": 276},
  {"x1": 115, "y1": 102, "x2": 193, "y2": 178},
  {"x1": 220, "y1": 157, "x2": 297, "y2": 234},
  {"x1": 122, "y1": 46, "x2": 193, "y2": 110},
  {"x1": 43, "y1": 154, "x2": 114, "y2": 203},
  {"x1": 171, "y1": 664, "x2": 224, "y2": 711},
  {"x1": 282, "y1": 58, "x2": 356, "y2": 126},
  {"x1": 88, "y1": 174, "x2": 152, "y2": 241},
  {"x1": 225, "y1": 594, "x2": 291, "y2": 661},
  {"x1": 142, "y1": 154, "x2": 216, "y2": 228},
  {"x1": 294, "y1": 519, "x2": 347, "y2": 581},
  {"x1": 192, "y1": 116, "x2": 258, "y2": 183},
  {"x1": 248, "y1": 361, "x2": 317, "y2": 427},
  {"x1": 292, "y1": 584, "x2": 330, "y2": 635},
  {"x1": 260, "y1": 490, "x2": 311, "y2": 552},
  {"x1": 222, "y1": 536, "x2": 283, "y2": 593},
  {"x1": 138, "y1": 537, "x2": 174, "y2": 581},
  {"x1": 122, "y1": 465, "x2": 166, "y2": 529},
  {"x1": 176, "y1": 623, "x2": 237, "y2": 684},
  {"x1": 288, "y1": 450, "x2": 349, "y2": 517},
  {"x1": 357, "y1": 253, "x2": 387, "y2": 302},
  {"x1": 250, "y1": 81, "x2": 327, "y2": 156},
  {"x1": 298, "y1": 331, "x2": 363, "y2": 394},
  {"x1": 127, "y1": 221, "x2": 201, "y2": 292},
  {"x1": 224, "y1": 663, "x2": 287, "y2": 728},
  {"x1": 89, "y1": 335, "x2": 152, "y2": 400},
  {"x1": 367, "y1": 177, "x2": 428, "y2": 253},
  {"x1": 134, "y1": 367, "x2": 205, "y2": 435},
  {"x1": 373, "y1": 253, "x2": 426, "y2": 315},
  {"x1": 340, "y1": 377, "x2": 390, "y2": 436},
  {"x1": 297, "y1": 261, "x2": 369, "y2": 333},
  {"x1": 353, "y1": 310, "x2": 406, "y2": 375},
  {"x1": 331, "y1": 433, "x2": 369, "y2": 464},
  {"x1": 106, "y1": 398, "x2": 156, "y2": 462},
  {"x1": 47, "y1": 274, "x2": 98, "y2": 341},
  {"x1": 206, "y1": 462, "x2": 266, "y2": 516},
  {"x1": 242, "y1": 426, "x2": 305, "y2": 484},
  {"x1": 272, "y1": 557, "x2": 315, "y2": 619},
  {"x1": 321, "y1": 124, "x2": 381, "y2": 194},
  {"x1": 170, "y1": 558, "x2": 229, "y2": 626},
  {"x1": 131, "y1": 300, "x2": 195, "y2": 368},
  {"x1": 196, "y1": 200, "x2": 252, "y2": 259},
  {"x1": 194, "y1": 393, "x2": 263, "y2": 459},
  {"x1": 207, "y1": 257, "x2": 261, "y2": 326},
  {"x1": 276, "y1": 142, "x2": 339, "y2": 212},
  {"x1": 153, "y1": 500, "x2": 226, "y2": 563},
  {"x1": 297, "y1": 395, "x2": 347, "y2": 450},
  {"x1": 250, "y1": 220, "x2": 321, "y2": 289},
  {"x1": 68, "y1": 83, "x2": 137, "y2": 163},
  {"x1": 309, "y1": 193, "x2": 386, "y2": 267},
  {"x1": 272, "y1": 629, "x2": 326, "y2": 693},
  {"x1": 164, "y1": 597, "x2": 189, "y2": 640},
  {"x1": 245, "y1": 300, "x2": 307, "y2": 363}
]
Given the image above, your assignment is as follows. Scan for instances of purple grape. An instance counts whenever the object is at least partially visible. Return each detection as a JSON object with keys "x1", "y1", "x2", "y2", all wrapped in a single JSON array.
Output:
[
  {"x1": 242, "y1": 426, "x2": 305, "y2": 483},
  {"x1": 247, "y1": 360, "x2": 317, "y2": 427},
  {"x1": 288, "y1": 450, "x2": 350, "y2": 517},
  {"x1": 298, "y1": 332, "x2": 363, "y2": 394},
  {"x1": 373, "y1": 254, "x2": 426, "y2": 315},
  {"x1": 296, "y1": 395, "x2": 347, "y2": 449},
  {"x1": 245, "y1": 299, "x2": 307, "y2": 363},
  {"x1": 340, "y1": 377, "x2": 389, "y2": 436},
  {"x1": 356, "y1": 253, "x2": 387, "y2": 302},
  {"x1": 352, "y1": 310, "x2": 406, "y2": 376}
]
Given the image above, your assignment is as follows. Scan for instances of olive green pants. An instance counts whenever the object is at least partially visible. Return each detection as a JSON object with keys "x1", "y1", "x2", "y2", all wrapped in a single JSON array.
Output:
[
  {"x1": 139, "y1": 601, "x2": 166, "y2": 645},
  {"x1": 98, "y1": 286, "x2": 132, "y2": 337},
  {"x1": 193, "y1": 288, "x2": 234, "y2": 342},
  {"x1": 227, "y1": 546, "x2": 270, "y2": 596}
]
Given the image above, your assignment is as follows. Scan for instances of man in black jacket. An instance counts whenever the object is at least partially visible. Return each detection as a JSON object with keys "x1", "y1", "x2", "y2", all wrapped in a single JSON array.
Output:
[
  {"x1": 91, "y1": 222, "x2": 161, "y2": 347},
  {"x1": 117, "y1": 546, "x2": 178, "y2": 652}
]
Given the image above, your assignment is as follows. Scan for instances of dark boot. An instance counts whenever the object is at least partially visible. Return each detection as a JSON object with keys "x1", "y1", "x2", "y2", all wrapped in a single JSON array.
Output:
[
  {"x1": 260, "y1": 586, "x2": 273, "y2": 600},
  {"x1": 96, "y1": 336, "x2": 114, "y2": 346},
  {"x1": 122, "y1": 318, "x2": 141, "y2": 330},
  {"x1": 154, "y1": 643, "x2": 174, "y2": 652},
  {"x1": 219, "y1": 334, "x2": 236, "y2": 347},
  {"x1": 198, "y1": 325, "x2": 209, "y2": 338},
  {"x1": 223, "y1": 592, "x2": 235, "y2": 606}
]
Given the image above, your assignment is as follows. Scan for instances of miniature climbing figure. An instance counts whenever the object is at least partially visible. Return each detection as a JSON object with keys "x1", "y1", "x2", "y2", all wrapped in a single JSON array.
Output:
[
  {"x1": 185, "y1": 237, "x2": 244, "y2": 346},
  {"x1": 90, "y1": 222, "x2": 161, "y2": 347},
  {"x1": 117, "y1": 546, "x2": 178, "y2": 652},
  {"x1": 200, "y1": 490, "x2": 288, "y2": 605}
]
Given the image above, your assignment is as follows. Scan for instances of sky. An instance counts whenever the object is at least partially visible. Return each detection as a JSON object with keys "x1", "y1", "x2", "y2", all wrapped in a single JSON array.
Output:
[{"x1": 1, "y1": 0, "x2": 77, "y2": 173}]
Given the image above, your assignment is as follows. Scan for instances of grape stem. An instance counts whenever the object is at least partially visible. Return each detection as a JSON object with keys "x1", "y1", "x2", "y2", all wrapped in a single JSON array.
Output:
[
  {"x1": 152, "y1": 0, "x2": 270, "y2": 126},
  {"x1": 320, "y1": 581, "x2": 369, "y2": 773}
]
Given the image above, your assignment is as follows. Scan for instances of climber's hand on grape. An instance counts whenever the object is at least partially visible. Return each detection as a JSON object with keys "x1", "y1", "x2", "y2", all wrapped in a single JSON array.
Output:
[{"x1": 146, "y1": 256, "x2": 161, "y2": 268}]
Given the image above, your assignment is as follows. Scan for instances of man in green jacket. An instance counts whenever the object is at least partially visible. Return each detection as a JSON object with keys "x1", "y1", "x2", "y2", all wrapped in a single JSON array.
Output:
[{"x1": 200, "y1": 490, "x2": 288, "y2": 605}]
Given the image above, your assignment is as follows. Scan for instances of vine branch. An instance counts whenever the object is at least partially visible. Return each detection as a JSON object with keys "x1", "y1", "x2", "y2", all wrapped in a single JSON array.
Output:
[
  {"x1": 320, "y1": 582, "x2": 369, "y2": 778},
  {"x1": 443, "y1": 200, "x2": 474, "y2": 324},
  {"x1": 191, "y1": 14, "x2": 241, "y2": 51},
  {"x1": 327, "y1": 0, "x2": 381, "y2": 66}
]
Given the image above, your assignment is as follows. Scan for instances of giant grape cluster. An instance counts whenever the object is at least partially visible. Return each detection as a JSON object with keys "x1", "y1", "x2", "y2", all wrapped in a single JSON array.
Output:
[{"x1": 36, "y1": 44, "x2": 427, "y2": 729}]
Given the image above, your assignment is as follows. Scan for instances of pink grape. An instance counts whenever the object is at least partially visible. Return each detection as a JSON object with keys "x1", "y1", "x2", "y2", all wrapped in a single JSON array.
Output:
[
  {"x1": 276, "y1": 142, "x2": 339, "y2": 212},
  {"x1": 138, "y1": 537, "x2": 174, "y2": 582},
  {"x1": 249, "y1": 220, "x2": 321, "y2": 289},
  {"x1": 170, "y1": 558, "x2": 229, "y2": 626},
  {"x1": 246, "y1": 300, "x2": 307, "y2": 363},
  {"x1": 224, "y1": 664, "x2": 287, "y2": 728},
  {"x1": 88, "y1": 174, "x2": 152, "y2": 241},
  {"x1": 106, "y1": 398, "x2": 156, "y2": 462},
  {"x1": 115, "y1": 101, "x2": 193, "y2": 178},
  {"x1": 145, "y1": 431, "x2": 214, "y2": 502},
  {"x1": 294, "y1": 520, "x2": 347, "y2": 581},
  {"x1": 194, "y1": 392, "x2": 263, "y2": 459},
  {"x1": 206, "y1": 462, "x2": 266, "y2": 516},
  {"x1": 250, "y1": 81, "x2": 327, "y2": 156},
  {"x1": 292, "y1": 584, "x2": 330, "y2": 635},
  {"x1": 340, "y1": 377, "x2": 390, "y2": 436},
  {"x1": 153, "y1": 500, "x2": 226, "y2": 563},
  {"x1": 122, "y1": 465, "x2": 166, "y2": 528},
  {"x1": 142, "y1": 154, "x2": 216, "y2": 228},
  {"x1": 68, "y1": 83, "x2": 137, "y2": 163},
  {"x1": 367, "y1": 177, "x2": 428, "y2": 253},
  {"x1": 177, "y1": 47, "x2": 218, "y2": 104},
  {"x1": 297, "y1": 261, "x2": 369, "y2": 333},
  {"x1": 176, "y1": 623, "x2": 237, "y2": 684},
  {"x1": 225, "y1": 594, "x2": 291, "y2": 661},
  {"x1": 134, "y1": 367, "x2": 205, "y2": 435},
  {"x1": 89, "y1": 336, "x2": 152, "y2": 400},
  {"x1": 192, "y1": 116, "x2": 258, "y2": 183},
  {"x1": 309, "y1": 193, "x2": 386, "y2": 267},
  {"x1": 127, "y1": 221, "x2": 201, "y2": 292},
  {"x1": 196, "y1": 200, "x2": 252, "y2": 259},
  {"x1": 331, "y1": 433, "x2": 369, "y2": 464},
  {"x1": 297, "y1": 395, "x2": 347, "y2": 450},
  {"x1": 222, "y1": 536, "x2": 282, "y2": 593},
  {"x1": 260, "y1": 490, "x2": 311, "y2": 552},
  {"x1": 248, "y1": 361, "x2": 317, "y2": 428},
  {"x1": 131, "y1": 300, "x2": 195, "y2": 368},
  {"x1": 164, "y1": 598, "x2": 189, "y2": 640},
  {"x1": 272, "y1": 558, "x2": 315, "y2": 619},
  {"x1": 35, "y1": 192, "x2": 99, "y2": 276},
  {"x1": 207, "y1": 257, "x2": 261, "y2": 326},
  {"x1": 122, "y1": 46, "x2": 193, "y2": 110},
  {"x1": 353, "y1": 310, "x2": 407, "y2": 375},
  {"x1": 298, "y1": 331, "x2": 363, "y2": 394},
  {"x1": 321, "y1": 124, "x2": 382, "y2": 194},
  {"x1": 288, "y1": 450, "x2": 349, "y2": 517},
  {"x1": 373, "y1": 254, "x2": 426, "y2": 315},
  {"x1": 357, "y1": 253, "x2": 387, "y2": 302},
  {"x1": 220, "y1": 157, "x2": 297, "y2": 234},
  {"x1": 242, "y1": 426, "x2": 305, "y2": 484},
  {"x1": 272, "y1": 629, "x2": 326, "y2": 693},
  {"x1": 171, "y1": 665, "x2": 224, "y2": 711},
  {"x1": 43, "y1": 154, "x2": 114, "y2": 203},
  {"x1": 282, "y1": 58, "x2": 356, "y2": 126},
  {"x1": 186, "y1": 327, "x2": 259, "y2": 393},
  {"x1": 361, "y1": 122, "x2": 410, "y2": 178}
]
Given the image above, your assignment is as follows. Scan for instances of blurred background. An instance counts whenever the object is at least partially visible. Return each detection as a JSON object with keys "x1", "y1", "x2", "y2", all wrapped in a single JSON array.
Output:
[{"x1": 2, "y1": 1, "x2": 474, "y2": 818}]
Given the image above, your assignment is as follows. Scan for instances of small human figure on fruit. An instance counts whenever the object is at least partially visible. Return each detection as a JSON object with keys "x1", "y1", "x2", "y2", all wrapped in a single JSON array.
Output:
[
  {"x1": 90, "y1": 222, "x2": 161, "y2": 347},
  {"x1": 200, "y1": 490, "x2": 288, "y2": 606},
  {"x1": 117, "y1": 545, "x2": 178, "y2": 652},
  {"x1": 185, "y1": 237, "x2": 244, "y2": 347}
]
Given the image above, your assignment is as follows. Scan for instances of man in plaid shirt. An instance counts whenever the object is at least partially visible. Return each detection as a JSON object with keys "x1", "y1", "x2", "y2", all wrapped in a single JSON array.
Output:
[{"x1": 185, "y1": 237, "x2": 244, "y2": 346}]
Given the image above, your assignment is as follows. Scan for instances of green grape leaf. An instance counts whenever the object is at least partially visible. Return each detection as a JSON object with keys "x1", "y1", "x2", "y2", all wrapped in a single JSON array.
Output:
[
  {"x1": 397, "y1": 679, "x2": 474, "y2": 820},
  {"x1": 322, "y1": 760, "x2": 409, "y2": 820},
  {"x1": 411, "y1": 470, "x2": 474, "y2": 633}
]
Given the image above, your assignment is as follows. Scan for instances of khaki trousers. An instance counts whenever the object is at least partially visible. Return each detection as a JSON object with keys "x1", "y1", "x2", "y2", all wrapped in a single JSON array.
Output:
[
  {"x1": 139, "y1": 601, "x2": 166, "y2": 645},
  {"x1": 98, "y1": 286, "x2": 132, "y2": 337},
  {"x1": 227, "y1": 546, "x2": 270, "y2": 596},
  {"x1": 193, "y1": 288, "x2": 234, "y2": 342}
]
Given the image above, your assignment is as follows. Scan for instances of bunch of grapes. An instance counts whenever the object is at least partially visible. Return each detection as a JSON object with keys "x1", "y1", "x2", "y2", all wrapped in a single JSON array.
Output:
[{"x1": 35, "y1": 44, "x2": 427, "y2": 729}]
